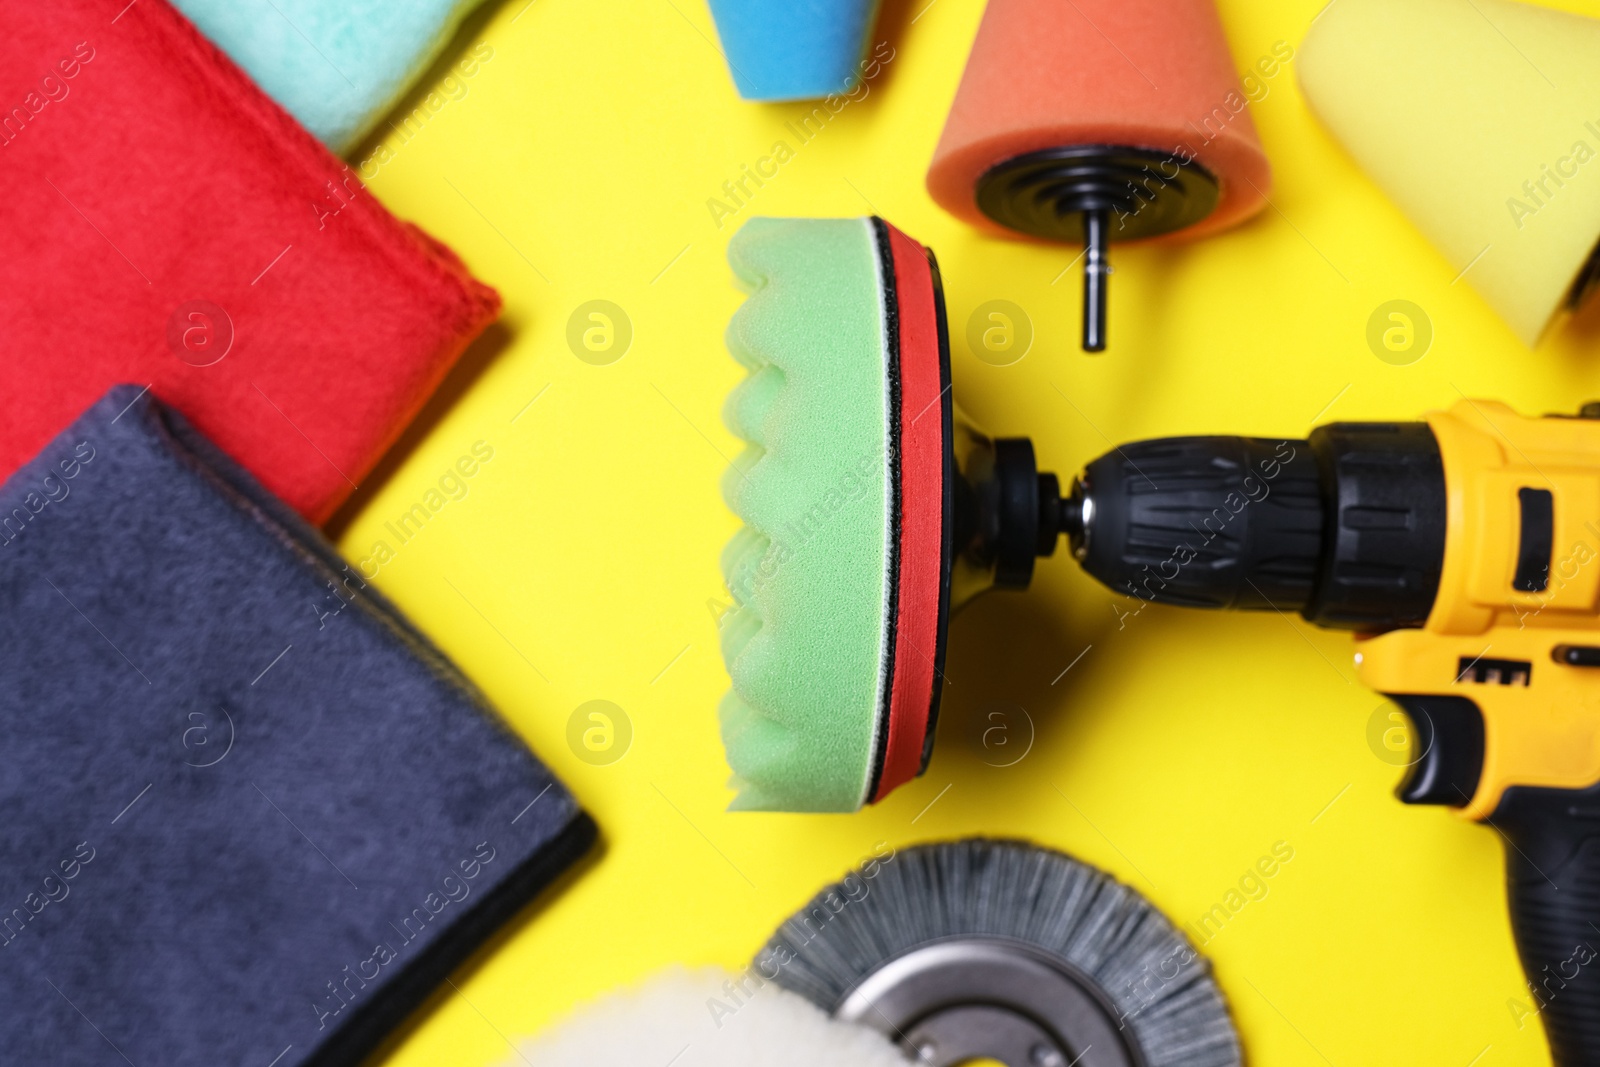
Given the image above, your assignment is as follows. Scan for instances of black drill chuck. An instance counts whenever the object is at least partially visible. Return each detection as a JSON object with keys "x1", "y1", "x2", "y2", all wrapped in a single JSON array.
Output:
[{"x1": 1060, "y1": 423, "x2": 1449, "y2": 630}]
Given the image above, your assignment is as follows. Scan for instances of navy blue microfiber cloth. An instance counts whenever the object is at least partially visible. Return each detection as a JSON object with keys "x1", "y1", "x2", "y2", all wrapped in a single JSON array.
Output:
[{"x1": 0, "y1": 386, "x2": 596, "y2": 1067}]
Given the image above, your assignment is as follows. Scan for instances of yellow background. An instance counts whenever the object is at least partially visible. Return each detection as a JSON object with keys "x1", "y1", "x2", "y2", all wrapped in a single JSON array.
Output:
[{"x1": 338, "y1": 0, "x2": 1600, "y2": 1063}]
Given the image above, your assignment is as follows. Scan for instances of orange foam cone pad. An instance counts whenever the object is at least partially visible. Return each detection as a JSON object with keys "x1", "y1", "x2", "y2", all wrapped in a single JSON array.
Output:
[{"x1": 927, "y1": 0, "x2": 1272, "y2": 242}]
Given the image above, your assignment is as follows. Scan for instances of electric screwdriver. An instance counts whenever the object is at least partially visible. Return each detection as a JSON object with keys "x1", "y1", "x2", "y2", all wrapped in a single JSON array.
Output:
[
  {"x1": 707, "y1": 211, "x2": 1598, "y2": 1056},
  {"x1": 1015, "y1": 399, "x2": 1600, "y2": 1064}
]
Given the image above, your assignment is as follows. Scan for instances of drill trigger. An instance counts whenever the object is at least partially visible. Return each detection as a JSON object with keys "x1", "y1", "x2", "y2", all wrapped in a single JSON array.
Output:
[{"x1": 1388, "y1": 694, "x2": 1486, "y2": 808}]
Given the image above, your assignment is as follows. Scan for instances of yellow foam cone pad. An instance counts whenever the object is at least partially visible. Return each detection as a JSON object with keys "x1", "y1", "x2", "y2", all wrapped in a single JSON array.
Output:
[{"x1": 1299, "y1": 0, "x2": 1600, "y2": 346}]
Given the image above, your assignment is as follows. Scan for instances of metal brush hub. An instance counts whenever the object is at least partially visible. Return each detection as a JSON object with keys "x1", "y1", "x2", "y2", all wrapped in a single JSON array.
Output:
[
  {"x1": 834, "y1": 939, "x2": 1145, "y2": 1067},
  {"x1": 974, "y1": 145, "x2": 1219, "y2": 245}
]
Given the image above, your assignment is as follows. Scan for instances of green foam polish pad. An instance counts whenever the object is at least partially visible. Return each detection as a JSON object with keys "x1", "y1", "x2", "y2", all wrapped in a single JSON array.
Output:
[{"x1": 719, "y1": 217, "x2": 953, "y2": 812}]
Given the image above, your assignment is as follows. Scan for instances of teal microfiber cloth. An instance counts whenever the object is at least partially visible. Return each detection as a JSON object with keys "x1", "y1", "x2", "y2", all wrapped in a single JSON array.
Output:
[
  {"x1": 0, "y1": 386, "x2": 595, "y2": 1067},
  {"x1": 171, "y1": 0, "x2": 487, "y2": 153}
]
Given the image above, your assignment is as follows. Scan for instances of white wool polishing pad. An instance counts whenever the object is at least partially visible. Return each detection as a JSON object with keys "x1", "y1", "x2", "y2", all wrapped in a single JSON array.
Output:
[{"x1": 512, "y1": 968, "x2": 909, "y2": 1066}]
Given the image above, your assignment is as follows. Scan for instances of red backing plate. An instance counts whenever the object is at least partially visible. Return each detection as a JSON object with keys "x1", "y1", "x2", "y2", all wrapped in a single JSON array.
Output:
[{"x1": 871, "y1": 222, "x2": 946, "y2": 804}]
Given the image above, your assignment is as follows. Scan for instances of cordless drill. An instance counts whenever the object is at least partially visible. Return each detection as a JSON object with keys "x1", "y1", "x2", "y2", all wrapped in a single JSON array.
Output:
[{"x1": 1021, "y1": 399, "x2": 1600, "y2": 1064}]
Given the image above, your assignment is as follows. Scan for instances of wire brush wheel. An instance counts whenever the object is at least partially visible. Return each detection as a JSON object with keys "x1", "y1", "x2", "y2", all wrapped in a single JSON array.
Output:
[
  {"x1": 758, "y1": 839, "x2": 1241, "y2": 1067},
  {"x1": 512, "y1": 967, "x2": 911, "y2": 1067}
]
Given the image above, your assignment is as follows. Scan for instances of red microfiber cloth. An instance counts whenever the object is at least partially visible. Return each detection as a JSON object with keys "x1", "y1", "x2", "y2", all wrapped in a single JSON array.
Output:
[{"x1": 0, "y1": 0, "x2": 500, "y2": 523}]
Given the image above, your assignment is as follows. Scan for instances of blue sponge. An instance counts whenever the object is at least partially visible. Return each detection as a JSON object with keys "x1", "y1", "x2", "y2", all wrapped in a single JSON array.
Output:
[{"x1": 707, "y1": 0, "x2": 882, "y2": 101}]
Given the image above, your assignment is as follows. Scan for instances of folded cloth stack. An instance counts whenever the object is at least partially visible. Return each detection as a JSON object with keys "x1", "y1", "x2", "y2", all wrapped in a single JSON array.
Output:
[
  {"x1": 0, "y1": 388, "x2": 595, "y2": 1067},
  {"x1": 173, "y1": 0, "x2": 488, "y2": 153},
  {"x1": 0, "y1": 0, "x2": 499, "y2": 524}
]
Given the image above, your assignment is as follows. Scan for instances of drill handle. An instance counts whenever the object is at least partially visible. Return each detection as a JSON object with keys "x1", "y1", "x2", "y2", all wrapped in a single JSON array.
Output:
[{"x1": 1495, "y1": 790, "x2": 1600, "y2": 1063}]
